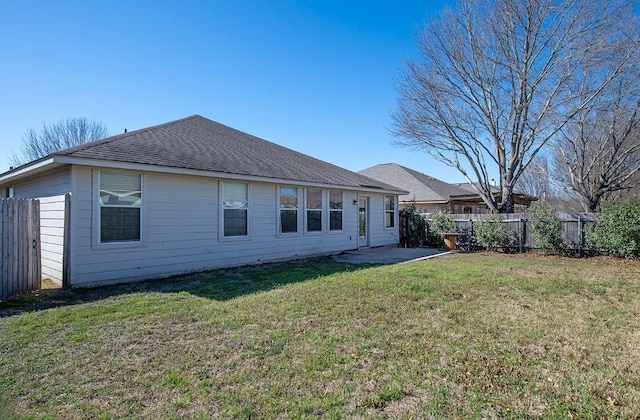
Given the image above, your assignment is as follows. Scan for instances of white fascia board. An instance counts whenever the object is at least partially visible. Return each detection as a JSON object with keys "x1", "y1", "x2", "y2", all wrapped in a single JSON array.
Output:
[
  {"x1": 401, "y1": 199, "x2": 449, "y2": 204},
  {"x1": 0, "y1": 158, "x2": 58, "y2": 184},
  {"x1": 54, "y1": 156, "x2": 407, "y2": 195}
]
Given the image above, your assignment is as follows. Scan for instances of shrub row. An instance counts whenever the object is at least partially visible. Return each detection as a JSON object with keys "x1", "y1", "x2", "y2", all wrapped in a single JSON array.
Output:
[{"x1": 413, "y1": 198, "x2": 640, "y2": 259}]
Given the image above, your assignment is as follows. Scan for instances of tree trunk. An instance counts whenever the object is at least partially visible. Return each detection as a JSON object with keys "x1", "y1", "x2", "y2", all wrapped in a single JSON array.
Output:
[
  {"x1": 499, "y1": 195, "x2": 514, "y2": 213},
  {"x1": 499, "y1": 182, "x2": 514, "y2": 213}
]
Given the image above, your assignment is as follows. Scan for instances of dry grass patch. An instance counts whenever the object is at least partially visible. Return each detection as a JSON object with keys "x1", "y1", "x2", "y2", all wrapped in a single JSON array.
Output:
[{"x1": 1, "y1": 254, "x2": 639, "y2": 418}]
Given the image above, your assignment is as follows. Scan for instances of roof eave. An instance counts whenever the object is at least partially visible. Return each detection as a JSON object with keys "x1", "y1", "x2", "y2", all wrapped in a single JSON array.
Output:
[
  {"x1": 53, "y1": 156, "x2": 407, "y2": 194},
  {"x1": 399, "y1": 199, "x2": 449, "y2": 205},
  {"x1": 0, "y1": 157, "x2": 62, "y2": 185}
]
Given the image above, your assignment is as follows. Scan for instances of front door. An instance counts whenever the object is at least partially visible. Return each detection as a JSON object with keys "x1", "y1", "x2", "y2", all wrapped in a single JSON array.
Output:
[{"x1": 358, "y1": 196, "x2": 369, "y2": 248}]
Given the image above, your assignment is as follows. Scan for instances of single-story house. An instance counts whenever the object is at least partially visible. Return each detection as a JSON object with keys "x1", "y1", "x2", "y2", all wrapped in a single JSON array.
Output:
[
  {"x1": 0, "y1": 115, "x2": 405, "y2": 287},
  {"x1": 359, "y1": 163, "x2": 536, "y2": 214}
]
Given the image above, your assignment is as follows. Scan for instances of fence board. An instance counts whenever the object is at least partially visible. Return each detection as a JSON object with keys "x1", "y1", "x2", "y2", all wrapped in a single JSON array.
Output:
[
  {"x1": 19, "y1": 200, "x2": 27, "y2": 295},
  {"x1": 1, "y1": 200, "x2": 8, "y2": 299},
  {"x1": 0, "y1": 198, "x2": 42, "y2": 300}
]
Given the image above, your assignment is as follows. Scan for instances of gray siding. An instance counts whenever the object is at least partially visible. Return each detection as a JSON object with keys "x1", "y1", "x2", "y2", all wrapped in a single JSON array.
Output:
[
  {"x1": 369, "y1": 194, "x2": 400, "y2": 247},
  {"x1": 11, "y1": 167, "x2": 71, "y2": 198},
  {"x1": 71, "y1": 168, "x2": 398, "y2": 287}
]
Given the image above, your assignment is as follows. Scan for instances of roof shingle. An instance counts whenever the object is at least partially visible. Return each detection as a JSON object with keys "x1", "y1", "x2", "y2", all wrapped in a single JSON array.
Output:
[
  {"x1": 53, "y1": 115, "x2": 401, "y2": 191},
  {"x1": 359, "y1": 163, "x2": 471, "y2": 202}
]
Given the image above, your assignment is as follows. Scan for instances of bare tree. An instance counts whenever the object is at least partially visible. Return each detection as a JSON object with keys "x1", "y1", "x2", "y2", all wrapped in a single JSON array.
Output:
[
  {"x1": 551, "y1": 74, "x2": 640, "y2": 212},
  {"x1": 392, "y1": 0, "x2": 640, "y2": 212},
  {"x1": 516, "y1": 152, "x2": 584, "y2": 211},
  {"x1": 515, "y1": 154, "x2": 551, "y2": 203},
  {"x1": 9, "y1": 117, "x2": 109, "y2": 167}
]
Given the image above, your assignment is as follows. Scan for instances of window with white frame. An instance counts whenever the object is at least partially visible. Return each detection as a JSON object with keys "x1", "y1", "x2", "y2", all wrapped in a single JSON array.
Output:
[
  {"x1": 306, "y1": 188, "x2": 323, "y2": 232},
  {"x1": 222, "y1": 182, "x2": 248, "y2": 237},
  {"x1": 279, "y1": 186, "x2": 298, "y2": 233},
  {"x1": 329, "y1": 191, "x2": 343, "y2": 231},
  {"x1": 384, "y1": 195, "x2": 395, "y2": 228},
  {"x1": 99, "y1": 171, "x2": 141, "y2": 242}
]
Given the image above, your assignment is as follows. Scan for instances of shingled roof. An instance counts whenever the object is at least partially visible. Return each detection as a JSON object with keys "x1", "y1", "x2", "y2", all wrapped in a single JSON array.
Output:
[
  {"x1": 34, "y1": 115, "x2": 402, "y2": 192},
  {"x1": 359, "y1": 163, "x2": 471, "y2": 202}
]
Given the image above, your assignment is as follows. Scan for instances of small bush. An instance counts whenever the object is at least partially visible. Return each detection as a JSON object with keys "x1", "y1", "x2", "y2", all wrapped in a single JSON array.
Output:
[
  {"x1": 527, "y1": 204, "x2": 564, "y2": 254},
  {"x1": 473, "y1": 214, "x2": 513, "y2": 251},
  {"x1": 587, "y1": 198, "x2": 640, "y2": 259},
  {"x1": 426, "y1": 210, "x2": 455, "y2": 248},
  {"x1": 428, "y1": 210, "x2": 455, "y2": 234},
  {"x1": 399, "y1": 203, "x2": 427, "y2": 247}
]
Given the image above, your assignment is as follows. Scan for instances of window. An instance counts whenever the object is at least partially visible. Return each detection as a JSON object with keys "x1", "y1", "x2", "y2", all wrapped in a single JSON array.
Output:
[
  {"x1": 279, "y1": 186, "x2": 298, "y2": 233},
  {"x1": 384, "y1": 195, "x2": 395, "y2": 228},
  {"x1": 329, "y1": 191, "x2": 343, "y2": 231},
  {"x1": 222, "y1": 182, "x2": 248, "y2": 237},
  {"x1": 5, "y1": 186, "x2": 14, "y2": 198},
  {"x1": 306, "y1": 188, "x2": 323, "y2": 232},
  {"x1": 100, "y1": 171, "x2": 141, "y2": 242}
]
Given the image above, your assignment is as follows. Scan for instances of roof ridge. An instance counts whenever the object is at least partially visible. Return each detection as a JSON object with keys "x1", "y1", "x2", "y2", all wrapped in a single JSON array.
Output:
[{"x1": 34, "y1": 115, "x2": 403, "y2": 192}]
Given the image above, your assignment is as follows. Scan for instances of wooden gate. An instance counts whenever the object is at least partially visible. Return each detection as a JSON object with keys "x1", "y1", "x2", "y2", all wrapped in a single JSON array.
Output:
[{"x1": 1, "y1": 198, "x2": 41, "y2": 300}]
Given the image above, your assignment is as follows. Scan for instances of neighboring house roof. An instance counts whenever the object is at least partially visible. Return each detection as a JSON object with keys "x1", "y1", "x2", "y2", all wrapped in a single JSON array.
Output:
[
  {"x1": 1, "y1": 115, "x2": 404, "y2": 193},
  {"x1": 452, "y1": 182, "x2": 537, "y2": 204},
  {"x1": 452, "y1": 182, "x2": 499, "y2": 195},
  {"x1": 358, "y1": 163, "x2": 471, "y2": 203},
  {"x1": 359, "y1": 163, "x2": 537, "y2": 206}
]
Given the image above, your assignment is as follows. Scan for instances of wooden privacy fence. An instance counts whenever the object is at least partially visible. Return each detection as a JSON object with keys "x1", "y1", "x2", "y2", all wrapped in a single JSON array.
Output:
[
  {"x1": 423, "y1": 212, "x2": 596, "y2": 253},
  {"x1": 1, "y1": 198, "x2": 42, "y2": 300}
]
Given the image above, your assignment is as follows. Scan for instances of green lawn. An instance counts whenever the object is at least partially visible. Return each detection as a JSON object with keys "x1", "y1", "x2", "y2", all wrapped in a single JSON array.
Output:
[{"x1": 1, "y1": 253, "x2": 639, "y2": 418}]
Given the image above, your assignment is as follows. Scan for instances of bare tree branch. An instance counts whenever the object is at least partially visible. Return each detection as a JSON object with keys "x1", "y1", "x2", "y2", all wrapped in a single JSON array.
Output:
[
  {"x1": 9, "y1": 117, "x2": 109, "y2": 167},
  {"x1": 552, "y1": 76, "x2": 640, "y2": 211},
  {"x1": 392, "y1": 0, "x2": 639, "y2": 212}
]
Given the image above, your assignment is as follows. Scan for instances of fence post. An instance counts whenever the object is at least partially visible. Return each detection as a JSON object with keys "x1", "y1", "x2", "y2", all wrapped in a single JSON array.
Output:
[
  {"x1": 33, "y1": 199, "x2": 41, "y2": 291},
  {"x1": 518, "y1": 218, "x2": 524, "y2": 253},
  {"x1": 63, "y1": 193, "x2": 71, "y2": 288},
  {"x1": 578, "y1": 215, "x2": 583, "y2": 257},
  {"x1": 0, "y1": 200, "x2": 6, "y2": 300}
]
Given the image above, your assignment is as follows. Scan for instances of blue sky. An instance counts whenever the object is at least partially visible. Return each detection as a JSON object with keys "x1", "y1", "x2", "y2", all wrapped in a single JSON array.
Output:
[{"x1": 0, "y1": 0, "x2": 466, "y2": 181}]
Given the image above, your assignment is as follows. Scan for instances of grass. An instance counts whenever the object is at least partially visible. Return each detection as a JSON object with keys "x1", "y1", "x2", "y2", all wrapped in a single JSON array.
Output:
[{"x1": 1, "y1": 253, "x2": 639, "y2": 418}]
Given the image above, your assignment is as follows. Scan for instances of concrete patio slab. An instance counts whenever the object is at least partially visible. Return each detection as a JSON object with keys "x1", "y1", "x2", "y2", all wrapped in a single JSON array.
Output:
[{"x1": 331, "y1": 246, "x2": 452, "y2": 265}]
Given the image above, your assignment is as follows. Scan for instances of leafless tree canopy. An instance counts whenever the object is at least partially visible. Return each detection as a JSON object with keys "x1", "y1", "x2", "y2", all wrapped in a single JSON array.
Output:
[
  {"x1": 552, "y1": 66, "x2": 640, "y2": 211},
  {"x1": 515, "y1": 153, "x2": 551, "y2": 202},
  {"x1": 392, "y1": 0, "x2": 640, "y2": 212},
  {"x1": 9, "y1": 117, "x2": 109, "y2": 167}
]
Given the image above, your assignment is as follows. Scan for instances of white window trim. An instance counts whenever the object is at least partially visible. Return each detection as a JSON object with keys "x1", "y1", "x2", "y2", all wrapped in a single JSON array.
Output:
[
  {"x1": 277, "y1": 185, "x2": 301, "y2": 236},
  {"x1": 384, "y1": 195, "x2": 396, "y2": 230},
  {"x1": 92, "y1": 169, "x2": 147, "y2": 250},
  {"x1": 219, "y1": 181, "x2": 251, "y2": 241},
  {"x1": 304, "y1": 188, "x2": 324, "y2": 234},
  {"x1": 328, "y1": 190, "x2": 344, "y2": 233}
]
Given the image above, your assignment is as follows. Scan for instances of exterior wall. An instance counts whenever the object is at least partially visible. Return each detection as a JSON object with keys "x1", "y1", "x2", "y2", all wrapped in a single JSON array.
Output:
[
  {"x1": 10, "y1": 167, "x2": 71, "y2": 198},
  {"x1": 71, "y1": 167, "x2": 399, "y2": 287},
  {"x1": 451, "y1": 203, "x2": 489, "y2": 214},
  {"x1": 399, "y1": 201, "x2": 490, "y2": 215},
  {"x1": 39, "y1": 195, "x2": 67, "y2": 282},
  {"x1": 367, "y1": 194, "x2": 400, "y2": 247},
  {"x1": 399, "y1": 202, "x2": 448, "y2": 214}
]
